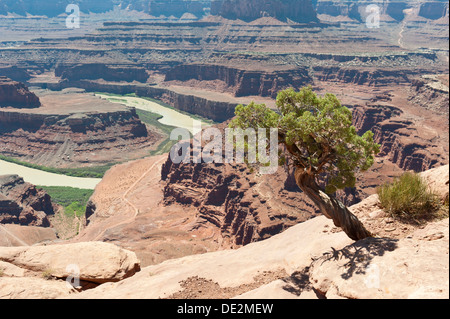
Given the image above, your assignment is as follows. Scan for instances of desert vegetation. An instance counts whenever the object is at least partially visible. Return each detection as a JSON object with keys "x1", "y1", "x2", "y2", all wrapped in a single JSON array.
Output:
[
  {"x1": 37, "y1": 186, "x2": 94, "y2": 218},
  {"x1": 377, "y1": 172, "x2": 448, "y2": 223},
  {"x1": 230, "y1": 86, "x2": 380, "y2": 240}
]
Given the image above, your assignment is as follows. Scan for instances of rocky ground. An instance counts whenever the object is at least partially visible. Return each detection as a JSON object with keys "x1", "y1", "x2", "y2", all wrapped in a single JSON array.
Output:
[
  {"x1": 0, "y1": 164, "x2": 447, "y2": 299},
  {"x1": 0, "y1": 0, "x2": 448, "y2": 299}
]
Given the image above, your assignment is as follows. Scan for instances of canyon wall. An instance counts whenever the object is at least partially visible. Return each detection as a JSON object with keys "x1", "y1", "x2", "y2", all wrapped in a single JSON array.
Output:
[
  {"x1": 55, "y1": 64, "x2": 149, "y2": 83},
  {"x1": 352, "y1": 104, "x2": 448, "y2": 172},
  {"x1": 160, "y1": 123, "x2": 319, "y2": 247},
  {"x1": 40, "y1": 80, "x2": 237, "y2": 122},
  {"x1": 0, "y1": 77, "x2": 41, "y2": 108},
  {"x1": 0, "y1": 175, "x2": 54, "y2": 226},
  {"x1": 314, "y1": 0, "x2": 449, "y2": 21},
  {"x1": 211, "y1": 0, "x2": 318, "y2": 23},
  {"x1": 312, "y1": 66, "x2": 415, "y2": 86},
  {"x1": 0, "y1": 0, "x2": 211, "y2": 17},
  {"x1": 164, "y1": 63, "x2": 312, "y2": 97}
]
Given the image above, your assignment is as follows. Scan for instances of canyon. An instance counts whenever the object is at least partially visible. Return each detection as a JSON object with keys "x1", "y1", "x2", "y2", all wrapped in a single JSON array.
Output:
[
  {"x1": 0, "y1": 0, "x2": 448, "y2": 300},
  {"x1": 0, "y1": 81, "x2": 165, "y2": 168}
]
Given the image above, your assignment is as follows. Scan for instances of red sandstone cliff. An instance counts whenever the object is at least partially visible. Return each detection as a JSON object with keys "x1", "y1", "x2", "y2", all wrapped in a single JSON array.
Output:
[
  {"x1": 164, "y1": 63, "x2": 312, "y2": 98},
  {"x1": 0, "y1": 77, "x2": 40, "y2": 108},
  {"x1": 0, "y1": 175, "x2": 54, "y2": 227},
  {"x1": 211, "y1": 0, "x2": 319, "y2": 23}
]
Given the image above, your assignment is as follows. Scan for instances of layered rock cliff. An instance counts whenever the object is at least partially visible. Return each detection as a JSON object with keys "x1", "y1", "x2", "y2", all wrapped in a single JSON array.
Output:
[
  {"x1": 160, "y1": 122, "x2": 318, "y2": 247},
  {"x1": 161, "y1": 157, "x2": 318, "y2": 247},
  {"x1": 352, "y1": 103, "x2": 448, "y2": 172},
  {"x1": 211, "y1": 0, "x2": 319, "y2": 23},
  {"x1": 41, "y1": 80, "x2": 238, "y2": 122},
  {"x1": 0, "y1": 175, "x2": 54, "y2": 227},
  {"x1": 55, "y1": 63, "x2": 149, "y2": 83},
  {"x1": 164, "y1": 63, "x2": 312, "y2": 98},
  {"x1": 0, "y1": 77, "x2": 40, "y2": 108},
  {"x1": 313, "y1": 0, "x2": 449, "y2": 21}
]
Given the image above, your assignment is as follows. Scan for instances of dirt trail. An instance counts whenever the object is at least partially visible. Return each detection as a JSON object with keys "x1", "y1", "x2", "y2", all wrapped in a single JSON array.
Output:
[{"x1": 91, "y1": 157, "x2": 166, "y2": 241}]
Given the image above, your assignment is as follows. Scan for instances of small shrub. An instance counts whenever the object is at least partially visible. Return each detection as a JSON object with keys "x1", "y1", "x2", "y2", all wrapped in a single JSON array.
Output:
[
  {"x1": 377, "y1": 172, "x2": 441, "y2": 222},
  {"x1": 41, "y1": 269, "x2": 54, "y2": 280}
]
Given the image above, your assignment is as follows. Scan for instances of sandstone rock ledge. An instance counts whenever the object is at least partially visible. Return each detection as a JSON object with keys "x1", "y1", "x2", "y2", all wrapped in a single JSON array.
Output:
[
  {"x1": 69, "y1": 216, "x2": 448, "y2": 299},
  {"x1": 0, "y1": 242, "x2": 140, "y2": 299}
]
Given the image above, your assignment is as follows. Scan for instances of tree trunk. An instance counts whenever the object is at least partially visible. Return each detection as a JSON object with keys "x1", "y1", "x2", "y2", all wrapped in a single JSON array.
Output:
[{"x1": 294, "y1": 167, "x2": 373, "y2": 241}]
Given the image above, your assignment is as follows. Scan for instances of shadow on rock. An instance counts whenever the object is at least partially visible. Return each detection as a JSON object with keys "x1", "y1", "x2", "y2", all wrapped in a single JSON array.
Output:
[{"x1": 319, "y1": 237, "x2": 399, "y2": 280}]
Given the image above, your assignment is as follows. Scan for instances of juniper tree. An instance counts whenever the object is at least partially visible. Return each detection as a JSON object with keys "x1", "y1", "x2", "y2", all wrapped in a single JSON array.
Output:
[{"x1": 229, "y1": 86, "x2": 380, "y2": 240}]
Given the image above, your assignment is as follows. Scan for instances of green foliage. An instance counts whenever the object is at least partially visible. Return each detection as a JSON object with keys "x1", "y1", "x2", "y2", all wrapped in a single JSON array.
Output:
[
  {"x1": 377, "y1": 172, "x2": 442, "y2": 222},
  {"x1": 63, "y1": 201, "x2": 86, "y2": 218},
  {"x1": 41, "y1": 269, "x2": 54, "y2": 280},
  {"x1": 230, "y1": 86, "x2": 380, "y2": 193},
  {"x1": 38, "y1": 186, "x2": 94, "y2": 218}
]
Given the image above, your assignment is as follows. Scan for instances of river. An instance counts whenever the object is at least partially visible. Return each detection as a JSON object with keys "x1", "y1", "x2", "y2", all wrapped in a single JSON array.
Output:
[
  {"x1": 95, "y1": 94, "x2": 205, "y2": 135},
  {"x1": 1, "y1": 94, "x2": 203, "y2": 189},
  {"x1": 0, "y1": 159, "x2": 101, "y2": 189}
]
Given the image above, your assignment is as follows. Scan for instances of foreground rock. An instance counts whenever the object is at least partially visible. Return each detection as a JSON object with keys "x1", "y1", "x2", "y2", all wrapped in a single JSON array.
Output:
[
  {"x1": 0, "y1": 241, "x2": 140, "y2": 298},
  {"x1": 0, "y1": 241, "x2": 140, "y2": 283},
  {"x1": 309, "y1": 218, "x2": 449, "y2": 299},
  {"x1": 72, "y1": 165, "x2": 449, "y2": 299},
  {"x1": 1, "y1": 165, "x2": 447, "y2": 299},
  {"x1": 72, "y1": 215, "x2": 449, "y2": 299},
  {"x1": 72, "y1": 216, "x2": 352, "y2": 299}
]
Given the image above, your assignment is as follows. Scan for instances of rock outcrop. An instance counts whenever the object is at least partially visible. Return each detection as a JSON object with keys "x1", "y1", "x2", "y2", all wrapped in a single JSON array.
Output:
[
  {"x1": 73, "y1": 215, "x2": 352, "y2": 299},
  {"x1": 0, "y1": 241, "x2": 140, "y2": 298},
  {"x1": 164, "y1": 63, "x2": 312, "y2": 98},
  {"x1": 211, "y1": 0, "x2": 319, "y2": 23},
  {"x1": 0, "y1": 77, "x2": 40, "y2": 108},
  {"x1": 352, "y1": 103, "x2": 448, "y2": 172},
  {"x1": 408, "y1": 74, "x2": 449, "y2": 116},
  {"x1": 0, "y1": 67, "x2": 31, "y2": 83},
  {"x1": 314, "y1": 0, "x2": 449, "y2": 22},
  {"x1": 312, "y1": 66, "x2": 417, "y2": 86},
  {"x1": 72, "y1": 211, "x2": 449, "y2": 299},
  {"x1": 161, "y1": 156, "x2": 317, "y2": 248},
  {"x1": 55, "y1": 63, "x2": 149, "y2": 83},
  {"x1": 0, "y1": 175, "x2": 54, "y2": 227},
  {"x1": 309, "y1": 218, "x2": 449, "y2": 299}
]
